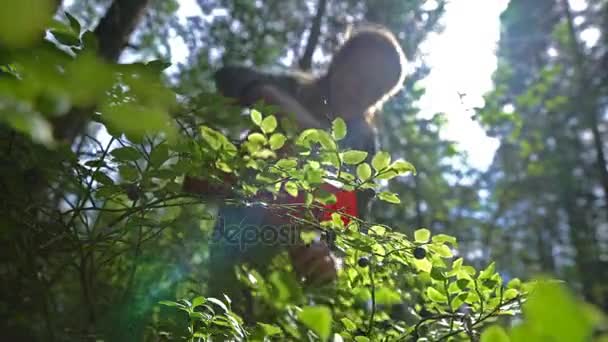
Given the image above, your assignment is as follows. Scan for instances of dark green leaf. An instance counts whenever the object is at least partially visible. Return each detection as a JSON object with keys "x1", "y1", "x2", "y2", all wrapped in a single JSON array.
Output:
[
  {"x1": 111, "y1": 146, "x2": 141, "y2": 161},
  {"x1": 65, "y1": 12, "x2": 81, "y2": 34}
]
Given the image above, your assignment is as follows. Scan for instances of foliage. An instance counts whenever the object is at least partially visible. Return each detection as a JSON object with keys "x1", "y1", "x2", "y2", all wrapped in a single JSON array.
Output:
[
  {"x1": 480, "y1": 281, "x2": 607, "y2": 342},
  {"x1": 1, "y1": 1, "x2": 607, "y2": 341},
  {"x1": 0, "y1": 10, "x2": 526, "y2": 340},
  {"x1": 155, "y1": 108, "x2": 528, "y2": 341},
  {"x1": 474, "y1": 0, "x2": 608, "y2": 309}
]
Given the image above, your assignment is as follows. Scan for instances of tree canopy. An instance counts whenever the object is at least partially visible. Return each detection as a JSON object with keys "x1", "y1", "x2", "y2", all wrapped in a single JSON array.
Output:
[{"x1": 0, "y1": 0, "x2": 607, "y2": 341}]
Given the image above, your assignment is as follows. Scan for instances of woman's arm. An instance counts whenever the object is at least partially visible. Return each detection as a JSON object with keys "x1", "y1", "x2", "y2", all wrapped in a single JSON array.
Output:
[{"x1": 244, "y1": 84, "x2": 324, "y2": 129}]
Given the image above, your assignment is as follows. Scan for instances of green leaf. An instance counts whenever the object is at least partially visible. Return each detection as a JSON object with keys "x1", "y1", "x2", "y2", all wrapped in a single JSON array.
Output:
[
  {"x1": 300, "y1": 231, "x2": 319, "y2": 244},
  {"x1": 507, "y1": 278, "x2": 521, "y2": 289},
  {"x1": 369, "y1": 225, "x2": 387, "y2": 236},
  {"x1": 111, "y1": 146, "x2": 140, "y2": 161},
  {"x1": 0, "y1": 0, "x2": 55, "y2": 48},
  {"x1": 332, "y1": 118, "x2": 347, "y2": 140},
  {"x1": 257, "y1": 323, "x2": 282, "y2": 336},
  {"x1": 158, "y1": 300, "x2": 182, "y2": 308},
  {"x1": 451, "y1": 294, "x2": 466, "y2": 310},
  {"x1": 354, "y1": 337, "x2": 370, "y2": 342},
  {"x1": 375, "y1": 287, "x2": 401, "y2": 305},
  {"x1": 414, "y1": 258, "x2": 432, "y2": 273},
  {"x1": 415, "y1": 228, "x2": 431, "y2": 243},
  {"x1": 285, "y1": 181, "x2": 298, "y2": 197},
  {"x1": 207, "y1": 297, "x2": 229, "y2": 313},
  {"x1": 81, "y1": 30, "x2": 98, "y2": 50},
  {"x1": 261, "y1": 115, "x2": 278, "y2": 134},
  {"x1": 432, "y1": 234, "x2": 457, "y2": 245},
  {"x1": 251, "y1": 109, "x2": 263, "y2": 126},
  {"x1": 119, "y1": 165, "x2": 138, "y2": 181},
  {"x1": 342, "y1": 150, "x2": 368, "y2": 165},
  {"x1": 276, "y1": 158, "x2": 298, "y2": 170},
  {"x1": 321, "y1": 152, "x2": 340, "y2": 168},
  {"x1": 371, "y1": 152, "x2": 391, "y2": 171},
  {"x1": 65, "y1": 53, "x2": 114, "y2": 106},
  {"x1": 269, "y1": 133, "x2": 287, "y2": 150},
  {"x1": 65, "y1": 12, "x2": 81, "y2": 34},
  {"x1": 433, "y1": 244, "x2": 453, "y2": 258},
  {"x1": 315, "y1": 191, "x2": 337, "y2": 205},
  {"x1": 391, "y1": 160, "x2": 416, "y2": 174},
  {"x1": 103, "y1": 103, "x2": 175, "y2": 143},
  {"x1": 50, "y1": 29, "x2": 80, "y2": 46},
  {"x1": 149, "y1": 144, "x2": 169, "y2": 167},
  {"x1": 378, "y1": 191, "x2": 400, "y2": 204},
  {"x1": 192, "y1": 296, "x2": 206, "y2": 308},
  {"x1": 504, "y1": 288, "x2": 519, "y2": 300},
  {"x1": 427, "y1": 287, "x2": 447, "y2": 303},
  {"x1": 296, "y1": 129, "x2": 318, "y2": 148},
  {"x1": 215, "y1": 160, "x2": 232, "y2": 173},
  {"x1": 480, "y1": 326, "x2": 510, "y2": 342},
  {"x1": 200, "y1": 126, "x2": 223, "y2": 150},
  {"x1": 479, "y1": 262, "x2": 496, "y2": 279},
  {"x1": 340, "y1": 318, "x2": 356, "y2": 331},
  {"x1": 356, "y1": 163, "x2": 372, "y2": 181},
  {"x1": 306, "y1": 168, "x2": 325, "y2": 185},
  {"x1": 248, "y1": 132, "x2": 267, "y2": 145},
  {"x1": 375, "y1": 169, "x2": 399, "y2": 180},
  {"x1": 431, "y1": 267, "x2": 446, "y2": 281},
  {"x1": 317, "y1": 131, "x2": 337, "y2": 150},
  {"x1": 2, "y1": 112, "x2": 54, "y2": 146},
  {"x1": 146, "y1": 60, "x2": 172, "y2": 72},
  {"x1": 524, "y1": 281, "x2": 593, "y2": 342},
  {"x1": 298, "y1": 306, "x2": 332, "y2": 342}
]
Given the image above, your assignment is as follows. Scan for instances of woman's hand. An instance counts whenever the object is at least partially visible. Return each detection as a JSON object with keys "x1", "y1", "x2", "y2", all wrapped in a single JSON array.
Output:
[{"x1": 288, "y1": 240, "x2": 337, "y2": 286}]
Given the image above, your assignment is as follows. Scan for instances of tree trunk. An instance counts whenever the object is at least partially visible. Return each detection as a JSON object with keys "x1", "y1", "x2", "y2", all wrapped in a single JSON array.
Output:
[
  {"x1": 94, "y1": 0, "x2": 151, "y2": 62},
  {"x1": 299, "y1": 0, "x2": 327, "y2": 71}
]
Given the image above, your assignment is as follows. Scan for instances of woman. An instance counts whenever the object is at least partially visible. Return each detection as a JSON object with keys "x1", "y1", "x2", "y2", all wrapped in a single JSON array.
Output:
[{"x1": 187, "y1": 25, "x2": 406, "y2": 316}]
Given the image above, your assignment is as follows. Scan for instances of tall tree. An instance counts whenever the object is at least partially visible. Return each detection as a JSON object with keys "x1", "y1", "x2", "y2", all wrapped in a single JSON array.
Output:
[{"x1": 476, "y1": 0, "x2": 608, "y2": 309}]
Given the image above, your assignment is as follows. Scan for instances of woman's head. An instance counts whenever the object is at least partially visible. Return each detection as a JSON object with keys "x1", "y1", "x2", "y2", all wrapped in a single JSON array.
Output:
[{"x1": 324, "y1": 26, "x2": 407, "y2": 122}]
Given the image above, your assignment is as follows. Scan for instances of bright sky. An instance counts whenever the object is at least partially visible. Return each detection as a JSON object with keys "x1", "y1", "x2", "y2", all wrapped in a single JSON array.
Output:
[
  {"x1": 172, "y1": 0, "x2": 510, "y2": 170},
  {"x1": 417, "y1": 0, "x2": 509, "y2": 170}
]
